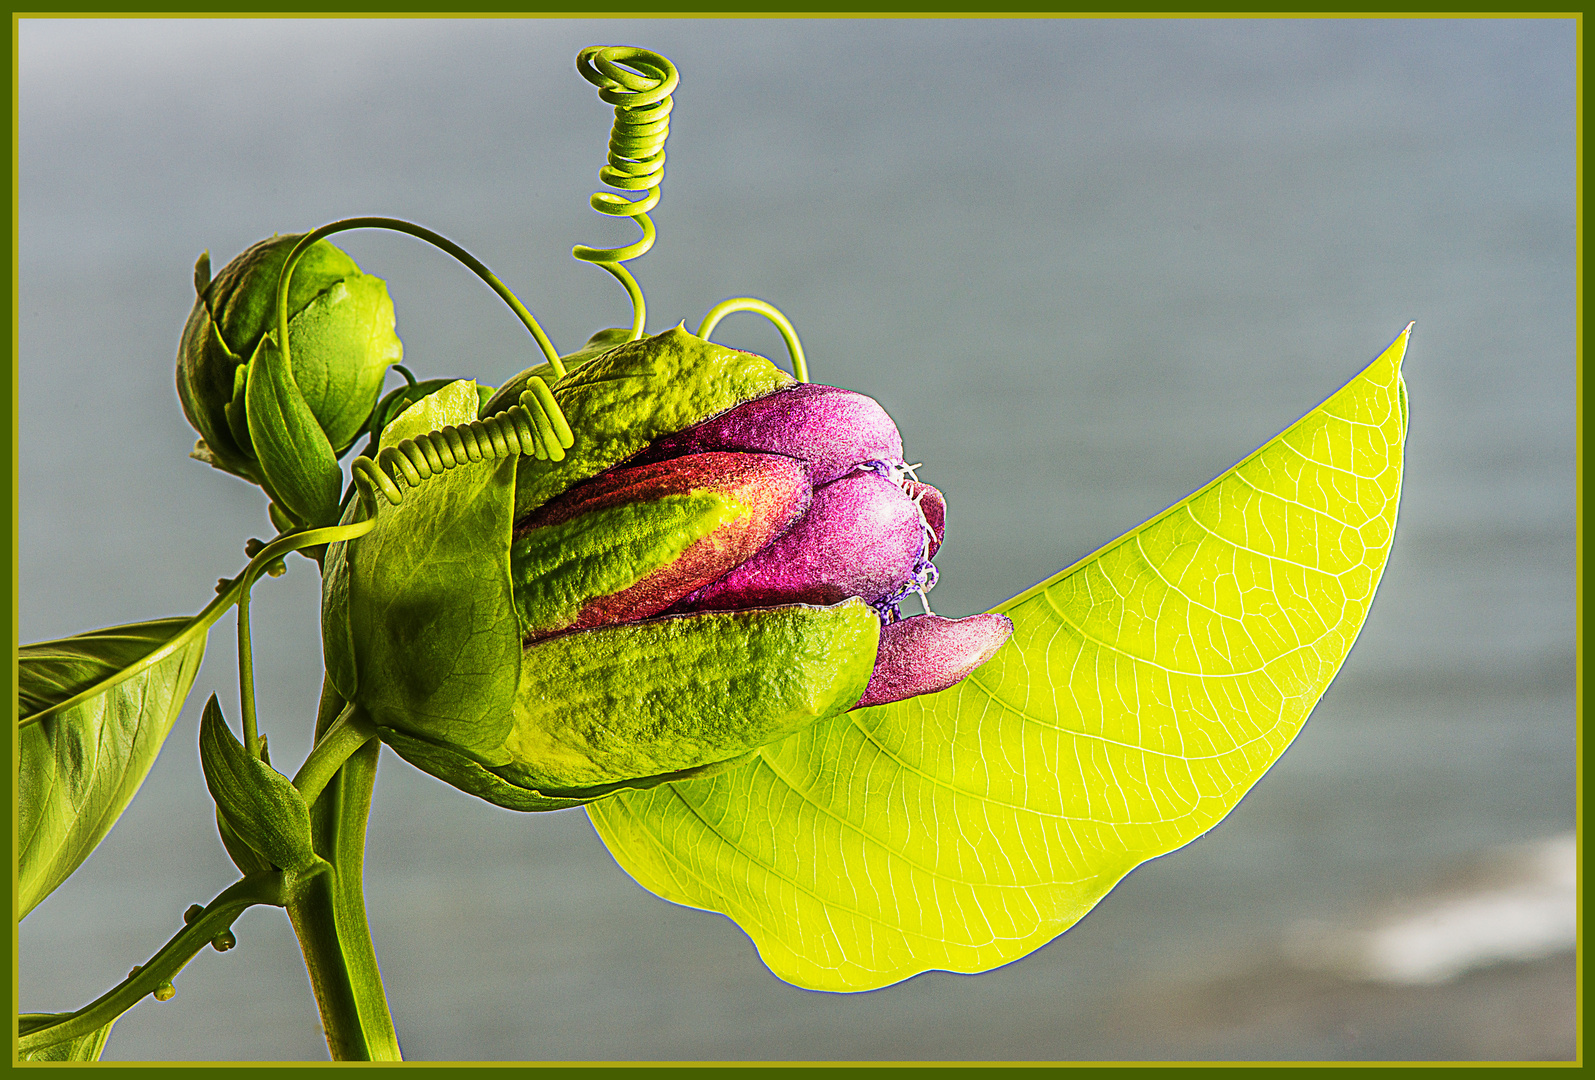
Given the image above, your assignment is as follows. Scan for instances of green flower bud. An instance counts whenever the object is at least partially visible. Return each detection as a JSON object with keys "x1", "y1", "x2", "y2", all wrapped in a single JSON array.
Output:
[{"x1": 177, "y1": 234, "x2": 403, "y2": 504}]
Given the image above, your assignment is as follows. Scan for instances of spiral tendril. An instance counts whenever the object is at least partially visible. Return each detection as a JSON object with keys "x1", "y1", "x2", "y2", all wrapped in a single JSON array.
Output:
[
  {"x1": 572, "y1": 46, "x2": 678, "y2": 340},
  {"x1": 350, "y1": 381, "x2": 574, "y2": 512},
  {"x1": 572, "y1": 46, "x2": 676, "y2": 263}
]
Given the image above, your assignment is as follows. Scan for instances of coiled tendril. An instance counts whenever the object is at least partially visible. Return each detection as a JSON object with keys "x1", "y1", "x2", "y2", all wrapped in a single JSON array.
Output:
[
  {"x1": 572, "y1": 46, "x2": 679, "y2": 341},
  {"x1": 350, "y1": 379, "x2": 573, "y2": 512}
]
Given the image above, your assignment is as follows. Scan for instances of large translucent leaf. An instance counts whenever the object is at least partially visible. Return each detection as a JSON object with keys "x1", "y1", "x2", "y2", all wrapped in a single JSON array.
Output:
[
  {"x1": 588, "y1": 326, "x2": 1411, "y2": 992},
  {"x1": 18, "y1": 618, "x2": 207, "y2": 917}
]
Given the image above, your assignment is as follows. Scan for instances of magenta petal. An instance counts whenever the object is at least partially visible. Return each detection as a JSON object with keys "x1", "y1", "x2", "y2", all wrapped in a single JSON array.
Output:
[
  {"x1": 642, "y1": 384, "x2": 904, "y2": 486},
  {"x1": 677, "y1": 472, "x2": 925, "y2": 611},
  {"x1": 852, "y1": 613, "x2": 1014, "y2": 709}
]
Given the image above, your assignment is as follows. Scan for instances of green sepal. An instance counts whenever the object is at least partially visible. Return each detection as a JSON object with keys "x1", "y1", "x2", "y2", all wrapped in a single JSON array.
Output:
[
  {"x1": 378, "y1": 726, "x2": 757, "y2": 812},
  {"x1": 497, "y1": 601, "x2": 880, "y2": 792},
  {"x1": 366, "y1": 377, "x2": 458, "y2": 448},
  {"x1": 512, "y1": 325, "x2": 794, "y2": 517},
  {"x1": 245, "y1": 334, "x2": 343, "y2": 527},
  {"x1": 19, "y1": 1013, "x2": 118, "y2": 1062},
  {"x1": 198, "y1": 696, "x2": 317, "y2": 873},
  {"x1": 481, "y1": 327, "x2": 632, "y2": 418},
  {"x1": 320, "y1": 381, "x2": 521, "y2": 765}
]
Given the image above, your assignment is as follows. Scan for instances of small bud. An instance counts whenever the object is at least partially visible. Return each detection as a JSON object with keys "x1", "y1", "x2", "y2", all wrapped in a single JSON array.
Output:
[
  {"x1": 198, "y1": 697, "x2": 316, "y2": 873},
  {"x1": 153, "y1": 982, "x2": 176, "y2": 1002},
  {"x1": 176, "y1": 233, "x2": 402, "y2": 507},
  {"x1": 127, "y1": 965, "x2": 142, "y2": 979},
  {"x1": 211, "y1": 930, "x2": 237, "y2": 953},
  {"x1": 183, "y1": 904, "x2": 204, "y2": 925},
  {"x1": 244, "y1": 538, "x2": 267, "y2": 558}
]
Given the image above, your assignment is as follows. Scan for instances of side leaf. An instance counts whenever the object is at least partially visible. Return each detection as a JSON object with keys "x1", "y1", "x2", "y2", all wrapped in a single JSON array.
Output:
[
  {"x1": 18, "y1": 1013, "x2": 118, "y2": 1061},
  {"x1": 18, "y1": 618, "x2": 207, "y2": 918},
  {"x1": 589, "y1": 326, "x2": 1412, "y2": 992},
  {"x1": 198, "y1": 696, "x2": 316, "y2": 873}
]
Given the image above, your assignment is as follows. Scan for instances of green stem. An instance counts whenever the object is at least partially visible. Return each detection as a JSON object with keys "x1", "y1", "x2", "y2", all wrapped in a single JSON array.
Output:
[
  {"x1": 18, "y1": 874, "x2": 286, "y2": 1055},
  {"x1": 284, "y1": 680, "x2": 400, "y2": 1061},
  {"x1": 18, "y1": 521, "x2": 372, "y2": 730},
  {"x1": 276, "y1": 217, "x2": 564, "y2": 377},
  {"x1": 292, "y1": 701, "x2": 377, "y2": 809},
  {"x1": 697, "y1": 297, "x2": 809, "y2": 382},
  {"x1": 237, "y1": 588, "x2": 260, "y2": 755}
]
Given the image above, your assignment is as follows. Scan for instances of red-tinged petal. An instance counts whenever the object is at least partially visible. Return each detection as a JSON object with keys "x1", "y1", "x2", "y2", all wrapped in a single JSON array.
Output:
[
  {"x1": 852, "y1": 613, "x2": 1014, "y2": 709},
  {"x1": 640, "y1": 383, "x2": 904, "y2": 486},
  {"x1": 675, "y1": 471, "x2": 925, "y2": 612},
  {"x1": 512, "y1": 452, "x2": 811, "y2": 636}
]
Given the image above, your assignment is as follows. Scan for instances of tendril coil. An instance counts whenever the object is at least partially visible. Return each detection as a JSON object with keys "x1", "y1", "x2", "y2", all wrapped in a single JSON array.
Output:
[
  {"x1": 571, "y1": 46, "x2": 679, "y2": 267},
  {"x1": 350, "y1": 379, "x2": 574, "y2": 511}
]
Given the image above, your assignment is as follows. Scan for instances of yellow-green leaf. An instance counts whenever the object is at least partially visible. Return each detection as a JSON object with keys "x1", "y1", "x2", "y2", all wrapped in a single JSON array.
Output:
[{"x1": 588, "y1": 326, "x2": 1411, "y2": 992}]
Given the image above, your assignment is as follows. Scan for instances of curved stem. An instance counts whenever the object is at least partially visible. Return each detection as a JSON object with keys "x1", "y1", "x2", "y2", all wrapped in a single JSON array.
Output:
[
  {"x1": 697, "y1": 297, "x2": 809, "y2": 383},
  {"x1": 292, "y1": 701, "x2": 377, "y2": 808},
  {"x1": 276, "y1": 217, "x2": 564, "y2": 377},
  {"x1": 18, "y1": 520, "x2": 373, "y2": 730},
  {"x1": 18, "y1": 874, "x2": 286, "y2": 1055},
  {"x1": 596, "y1": 261, "x2": 647, "y2": 341}
]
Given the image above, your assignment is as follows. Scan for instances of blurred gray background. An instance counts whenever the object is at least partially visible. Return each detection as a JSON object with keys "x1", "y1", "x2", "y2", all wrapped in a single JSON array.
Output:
[{"x1": 17, "y1": 18, "x2": 1576, "y2": 1061}]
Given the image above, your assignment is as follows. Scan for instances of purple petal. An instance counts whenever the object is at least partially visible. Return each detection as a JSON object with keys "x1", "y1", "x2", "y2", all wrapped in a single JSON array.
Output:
[
  {"x1": 675, "y1": 471, "x2": 925, "y2": 612},
  {"x1": 641, "y1": 383, "x2": 904, "y2": 486},
  {"x1": 853, "y1": 613, "x2": 1014, "y2": 709}
]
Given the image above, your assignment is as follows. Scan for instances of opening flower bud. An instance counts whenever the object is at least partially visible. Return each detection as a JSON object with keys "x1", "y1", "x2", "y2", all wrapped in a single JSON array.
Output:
[{"x1": 322, "y1": 328, "x2": 1012, "y2": 811}]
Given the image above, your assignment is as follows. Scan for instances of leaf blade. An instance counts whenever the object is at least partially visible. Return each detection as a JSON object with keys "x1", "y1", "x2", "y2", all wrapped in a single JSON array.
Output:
[
  {"x1": 18, "y1": 1013, "x2": 119, "y2": 1061},
  {"x1": 589, "y1": 327, "x2": 1411, "y2": 991},
  {"x1": 18, "y1": 618, "x2": 207, "y2": 917}
]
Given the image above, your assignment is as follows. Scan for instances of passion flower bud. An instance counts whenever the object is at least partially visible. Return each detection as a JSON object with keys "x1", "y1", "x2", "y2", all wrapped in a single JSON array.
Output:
[
  {"x1": 177, "y1": 234, "x2": 403, "y2": 505},
  {"x1": 321, "y1": 327, "x2": 1011, "y2": 811}
]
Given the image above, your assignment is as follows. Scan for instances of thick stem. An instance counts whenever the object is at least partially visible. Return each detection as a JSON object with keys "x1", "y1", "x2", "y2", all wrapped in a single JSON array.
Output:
[
  {"x1": 284, "y1": 677, "x2": 401, "y2": 1061},
  {"x1": 285, "y1": 876, "x2": 371, "y2": 1060}
]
